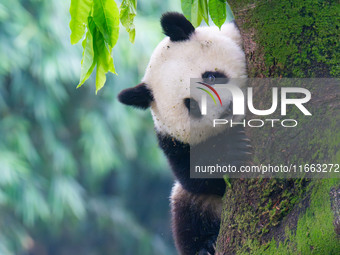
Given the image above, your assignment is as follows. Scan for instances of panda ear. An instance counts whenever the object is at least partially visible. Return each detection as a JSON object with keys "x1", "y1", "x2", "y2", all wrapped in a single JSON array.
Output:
[
  {"x1": 161, "y1": 12, "x2": 195, "y2": 42},
  {"x1": 221, "y1": 21, "x2": 242, "y2": 46},
  {"x1": 118, "y1": 83, "x2": 153, "y2": 109}
]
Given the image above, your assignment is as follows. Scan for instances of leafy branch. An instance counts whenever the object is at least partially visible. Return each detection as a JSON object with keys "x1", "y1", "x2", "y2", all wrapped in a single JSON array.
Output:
[
  {"x1": 69, "y1": 0, "x2": 135, "y2": 93},
  {"x1": 69, "y1": 0, "x2": 233, "y2": 93}
]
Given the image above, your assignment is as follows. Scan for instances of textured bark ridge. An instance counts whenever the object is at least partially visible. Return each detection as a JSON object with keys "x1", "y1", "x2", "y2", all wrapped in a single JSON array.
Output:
[
  {"x1": 216, "y1": 1, "x2": 340, "y2": 254},
  {"x1": 330, "y1": 187, "x2": 340, "y2": 236},
  {"x1": 217, "y1": 179, "x2": 340, "y2": 254}
]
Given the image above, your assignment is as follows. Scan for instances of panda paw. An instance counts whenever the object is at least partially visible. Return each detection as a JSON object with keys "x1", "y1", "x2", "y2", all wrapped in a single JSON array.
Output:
[
  {"x1": 198, "y1": 236, "x2": 217, "y2": 255},
  {"x1": 228, "y1": 128, "x2": 253, "y2": 162},
  {"x1": 198, "y1": 249, "x2": 212, "y2": 255}
]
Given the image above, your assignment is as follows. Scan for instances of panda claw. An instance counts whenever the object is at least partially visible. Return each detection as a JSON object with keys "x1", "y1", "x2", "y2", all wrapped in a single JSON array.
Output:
[
  {"x1": 197, "y1": 249, "x2": 210, "y2": 255},
  {"x1": 240, "y1": 138, "x2": 251, "y2": 142},
  {"x1": 236, "y1": 151, "x2": 252, "y2": 156},
  {"x1": 236, "y1": 143, "x2": 252, "y2": 150}
]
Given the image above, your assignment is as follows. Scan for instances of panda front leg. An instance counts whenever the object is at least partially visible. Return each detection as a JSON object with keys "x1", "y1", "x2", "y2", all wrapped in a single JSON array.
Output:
[{"x1": 171, "y1": 182, "x2": 222, "y2": 255}]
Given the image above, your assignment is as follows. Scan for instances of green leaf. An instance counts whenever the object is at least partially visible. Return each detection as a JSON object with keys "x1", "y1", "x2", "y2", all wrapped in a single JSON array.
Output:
[
  {"x1": 20, "y1": 185, "x2": 50, "y2": 225},
  {"x1": 93, "y1": 25, "x2": 116, "y2": 93},
  {"x1": 77, "y1": 17, "x2": 96, "y2": 88},
  {"x1": 93, "y1": 0, "x2": 120, "y2": 48},
  {"x1": 120, "y1": 0, "x2": 137, "y2": 43},
  {"x1": 182, "y1": 0, "x2": 206, "y2": 27},
  {"x1": 69, "y1": 0, "x2": 93, "y2": 44},
  {"x1": 51, "y1": 177, "x2": 85, "y2": 220},
  {"x1": 181, "y1": 0, "x2": 192, "y2": 20},
  {"x1": 199, "y1": 0, "x2": 209, "y2": 24},
  {"x1": 76, "y1": 5, "x2": 118, "y2": 91},
  {"x1": 209, "y1": 0, "x2": 227, "y2": 29},
  {"x1": 0, "y1": 151, "x2": 28, "y2": 186},
  {"x1": 191, "y1": 0, "x2": 203, "y2": 27}
]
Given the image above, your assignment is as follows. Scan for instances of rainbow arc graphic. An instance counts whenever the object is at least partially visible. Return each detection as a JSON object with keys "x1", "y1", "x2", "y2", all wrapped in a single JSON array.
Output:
[{"x1": 196, "y1": 82, "x2": 223, "y2": 106}]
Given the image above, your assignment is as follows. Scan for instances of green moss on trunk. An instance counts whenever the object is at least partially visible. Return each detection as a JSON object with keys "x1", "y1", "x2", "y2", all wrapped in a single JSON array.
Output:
[
  {"x1": 216, "y1": 0, "x2": 340, "y2": 254},
  {"x1": 231, "y1": 0, "x2": 340, "y2": 78}
]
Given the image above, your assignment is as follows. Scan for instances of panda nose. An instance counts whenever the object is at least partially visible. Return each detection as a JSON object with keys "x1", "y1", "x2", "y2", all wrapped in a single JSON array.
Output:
[
  {"x1": 220, "y1": 101, "x2": 233, "y2": 118},
  {"x1": 184, "y1": 98, "x2": 202, "y2": 118}
]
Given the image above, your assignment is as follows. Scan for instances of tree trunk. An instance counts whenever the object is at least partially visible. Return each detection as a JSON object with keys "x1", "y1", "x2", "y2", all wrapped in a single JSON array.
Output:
[{"x1": 216, "y1": 1, "x2": 340, "y2": 254}]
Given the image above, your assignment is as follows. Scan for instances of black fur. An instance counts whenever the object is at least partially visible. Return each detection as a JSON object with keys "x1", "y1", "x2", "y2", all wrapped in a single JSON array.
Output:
[
  {"x1": 202, "y1": 71, "x2": 229, "y2": 84},
  {"x1": 158, "y1": 126, "x2": 252, "y2": 254},
  {"x1": 157, "y1": 133, "x2": 226, "y2": 196},
  {"x1": 157, "y1": 126, "x2": 252, "y2": 197},
  {"x1": 118, "y1": 83, "x2": 153, "y2": 109},
  {"x1": 161, "y1": 12, "x2": 195, "y2": 42},
  {"x1": 172, "y1": 191, "x2": 220, "y2": 255},
  {"x1": 184, "y1": 98, "x2": 202, "y2": 118}
]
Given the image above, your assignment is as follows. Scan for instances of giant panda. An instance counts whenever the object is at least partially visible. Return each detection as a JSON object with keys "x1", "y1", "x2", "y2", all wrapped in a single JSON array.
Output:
[{"x1": 118, "y1": 12, "x2": 251, "y2": 255}]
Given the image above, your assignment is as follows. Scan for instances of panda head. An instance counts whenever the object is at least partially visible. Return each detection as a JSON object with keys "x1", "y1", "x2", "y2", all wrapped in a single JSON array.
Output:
[{"x1": 118, "y1": 12, "x2": 247, "y2": 145}]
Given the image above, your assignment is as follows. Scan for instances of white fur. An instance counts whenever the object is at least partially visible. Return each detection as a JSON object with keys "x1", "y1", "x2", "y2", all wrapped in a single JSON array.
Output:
[{"x1": 142, "y1": 23, "x2": 247, "y2": 145}]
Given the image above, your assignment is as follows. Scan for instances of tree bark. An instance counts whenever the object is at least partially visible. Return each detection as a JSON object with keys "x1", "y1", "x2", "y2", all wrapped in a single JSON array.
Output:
[{"x1": 216, "y1": 1, "x2": 340, "y2": 254}]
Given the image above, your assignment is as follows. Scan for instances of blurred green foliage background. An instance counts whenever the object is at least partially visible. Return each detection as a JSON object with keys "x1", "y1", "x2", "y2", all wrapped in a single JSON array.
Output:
[{"x1": 0, "y1": 0, "x2": 180, "y2": 254}]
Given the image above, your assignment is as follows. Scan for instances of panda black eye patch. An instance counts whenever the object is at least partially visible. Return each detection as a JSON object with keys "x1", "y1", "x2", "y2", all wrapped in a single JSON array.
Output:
[
  {"x1": 184, "y1": 98, "x2": 202, "y2": 118},
  {"x1": 202, "y1": 71, "x2": 229, "y2": 85}
]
